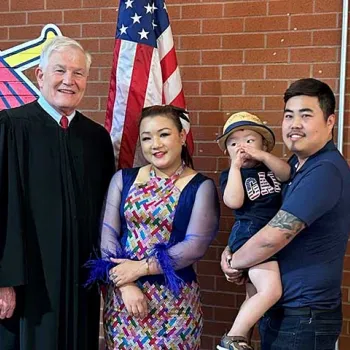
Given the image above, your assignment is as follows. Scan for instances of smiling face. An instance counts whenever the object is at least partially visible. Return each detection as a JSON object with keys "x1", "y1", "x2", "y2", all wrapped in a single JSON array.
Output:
[
  {"x1": 35, "y1": 47, "x2": 88, "y2": 116},
  {"x1": 139, "y1": 115, "x2": 186, "y2": 176},
  {"x1": 226, "y1": 129, "x2": 265, "y2": 168},
  {"x1": 282, "y1": 95, "x2": 335, "y2": 160}
]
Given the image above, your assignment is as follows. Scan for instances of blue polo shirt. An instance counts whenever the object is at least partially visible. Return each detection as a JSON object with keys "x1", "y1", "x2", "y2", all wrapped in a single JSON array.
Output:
[{"x1": 278, "y1": 141, "x2": 350, "y2": 309}]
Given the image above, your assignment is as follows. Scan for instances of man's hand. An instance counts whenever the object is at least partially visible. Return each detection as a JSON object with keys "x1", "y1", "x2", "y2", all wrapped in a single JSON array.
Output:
[
  {"x1": 119, "y1": 283, "x2": 148, "y2": 319},
  {"x1": 0, "y1": 287, "x2": 16, "y2": 319},
  {"x1": 220, "y1": 246, "x2": 247, "y2": 284}
]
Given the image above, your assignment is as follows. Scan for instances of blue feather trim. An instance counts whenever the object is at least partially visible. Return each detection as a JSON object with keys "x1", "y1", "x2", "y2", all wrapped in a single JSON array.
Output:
[
  {"x1": 150, "y1": 243, "x2": 184, "y2": 295},
  {"x1": 83, "y1": 248, "x2": 125, "y2": 288}
]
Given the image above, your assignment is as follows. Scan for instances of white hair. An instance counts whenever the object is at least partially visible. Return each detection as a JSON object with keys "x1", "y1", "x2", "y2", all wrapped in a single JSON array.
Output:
[{"x1": 39, "y1": 36, "x2": 92, "y2": 71}]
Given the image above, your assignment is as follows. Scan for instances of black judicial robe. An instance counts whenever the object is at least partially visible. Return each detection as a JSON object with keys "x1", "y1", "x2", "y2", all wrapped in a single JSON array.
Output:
[{"x1": 0, "y1": 101, "x2": 115, "y2": 350}]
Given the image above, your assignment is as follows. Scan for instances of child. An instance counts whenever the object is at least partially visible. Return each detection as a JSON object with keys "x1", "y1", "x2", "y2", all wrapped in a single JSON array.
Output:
[{"x1": 216, "y1": 112, "x2": 291, "y2": 350}]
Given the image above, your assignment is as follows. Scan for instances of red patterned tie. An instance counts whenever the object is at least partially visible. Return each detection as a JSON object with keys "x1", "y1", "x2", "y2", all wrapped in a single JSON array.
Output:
[{"x1": 60, "y1": 115, "x2": 69, "y2": 129}]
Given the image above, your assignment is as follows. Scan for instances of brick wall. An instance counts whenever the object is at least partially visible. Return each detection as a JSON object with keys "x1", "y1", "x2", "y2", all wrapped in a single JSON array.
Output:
[{"x1": 0, "y1": 0, "x2": 349, "y2": 349}]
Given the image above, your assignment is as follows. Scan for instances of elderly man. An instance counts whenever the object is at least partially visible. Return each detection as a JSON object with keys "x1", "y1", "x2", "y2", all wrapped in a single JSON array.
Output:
[
  {"x1": 0, "y1": 36, "x2": 115, "y2": 349},
  {"x1": 221, "y1": 78, "x2": 350, "y2": 350}
]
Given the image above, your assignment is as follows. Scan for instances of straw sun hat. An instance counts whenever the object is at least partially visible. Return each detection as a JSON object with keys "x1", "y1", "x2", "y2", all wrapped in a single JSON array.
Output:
[{"x1": 216, "y1": 111, "x2": 275, "y2": 152}]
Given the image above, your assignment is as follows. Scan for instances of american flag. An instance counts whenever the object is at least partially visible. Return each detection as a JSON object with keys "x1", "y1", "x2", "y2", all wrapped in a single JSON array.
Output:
[{"x1": 105, "y1": 0, "x2": 194, "y2": 169}]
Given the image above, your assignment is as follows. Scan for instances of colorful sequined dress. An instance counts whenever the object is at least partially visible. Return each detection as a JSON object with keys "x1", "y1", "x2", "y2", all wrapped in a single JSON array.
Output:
[{"x1": 101, "y1": 166, "x2": 219, "y2": 349}]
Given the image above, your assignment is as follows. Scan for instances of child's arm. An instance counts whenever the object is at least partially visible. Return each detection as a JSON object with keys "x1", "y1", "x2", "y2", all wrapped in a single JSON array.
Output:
[
  {"x1": 241, "y1": 145, "x2": 291, "y2": 182},
  {"x1": 223, "y1": 150, "x2": 245, "y2": 209},
  {"x1": 260, "y1": 152, "x2": 291, "y2": 182}
]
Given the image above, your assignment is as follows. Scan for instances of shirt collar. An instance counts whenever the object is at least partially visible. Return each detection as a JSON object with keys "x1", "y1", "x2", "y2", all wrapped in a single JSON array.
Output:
[
  {"x1": 289, "y1": 140, "x2": 337, "y2": 174},
  {"x1": 37, "y1": 95, "x2": 75, "y2": 125}
]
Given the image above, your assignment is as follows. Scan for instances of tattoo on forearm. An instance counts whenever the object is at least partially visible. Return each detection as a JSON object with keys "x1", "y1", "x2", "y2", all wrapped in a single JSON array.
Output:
[{"x1": 268, "y1": 210, "x2": 305, "y2": 240}]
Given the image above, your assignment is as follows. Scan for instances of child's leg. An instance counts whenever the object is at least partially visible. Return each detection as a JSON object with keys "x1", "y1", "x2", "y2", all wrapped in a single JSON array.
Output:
[{"x1": 227, "y1": 261, "x2": 282, "y2": 337}]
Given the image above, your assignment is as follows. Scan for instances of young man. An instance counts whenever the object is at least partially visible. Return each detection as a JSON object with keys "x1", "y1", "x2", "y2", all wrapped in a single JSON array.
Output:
[
  {"x1": 0, "y1": 36, "x2": 115, "y2": 350},
  {"x1": 221, "y1": 78, "x2": 350, "y2": 350}
]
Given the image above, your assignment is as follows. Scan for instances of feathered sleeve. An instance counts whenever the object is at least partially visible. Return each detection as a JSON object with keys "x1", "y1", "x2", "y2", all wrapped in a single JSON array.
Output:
[
  {"x1": 148, "y1": 179, "x2": 220, "y2": 294},
  {"x1": 85, "y1": 170, "x2": 124, "y2": 286}
]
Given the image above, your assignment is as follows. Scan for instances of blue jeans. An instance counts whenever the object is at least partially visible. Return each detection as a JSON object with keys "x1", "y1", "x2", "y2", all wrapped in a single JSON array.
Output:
[{"x1": 259, "y1": 306, "x2": 342, "y2": 350}]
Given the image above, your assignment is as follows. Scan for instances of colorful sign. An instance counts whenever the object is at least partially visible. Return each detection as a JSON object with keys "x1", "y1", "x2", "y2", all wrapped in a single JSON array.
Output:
[{"x1": 0, "y1": 24, "x2": 62, "y2": 110}]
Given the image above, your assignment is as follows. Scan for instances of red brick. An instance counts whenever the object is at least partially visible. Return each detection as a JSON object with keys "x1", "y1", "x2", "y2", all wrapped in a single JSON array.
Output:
[
  {"x1": 313, "y1": 63, "x2": 340, "y2": 78},
  {"x1": 266, "y1": 64, "x2": 311, "y2": 79},
  {"x1": 79, "y1": 96, "x2": 99, "y2": 110},
  {"x1": 221, "y1": 97, "x2": 263, "y2": 111},
  {"x1": 214, "y1": 306, "x2": 239, "y2": 322},
  {"x1": 52, "y1": 24, "x2": 82, "y2": 38},
  {"x1": 167, "y1": 5, "x2": 181, "y2": 20},
  {"x1": 99, "y1": 38, "x2": 115, "y2": 52},
  {"x1": 313, "y1": 30, "x2": 341, "y2": 45},
  {"x1": 245, "y1": 16, "x2": 289, "y2": 32},
  {"x1": 181, "y1": 66, "x2": 220, "y2": 81},
  {"x1": 182, "y1": 4, "x2": 223, "y2": 19},
  {"x1": 82, "y1": 23, "x2": 115, "y2": 38},
  {"x1": 202, "y1": 81, "x2": 243, "y2": 96},
  {"x1": 82, "y1": 0, "x2": 115, "y2": 7},
  {"x1": 0, "y1": 0, "x2": 9, "y2": 11},
  {"x1": 101, "y1": 8, "x2": 117, "y2": 23},
  {"x1": 202, "y1": 291, "x2": 237, "y2": 308},
  {"x1": 193, "y1": 157, "x2": 216, "y2": 171},
  {"x1": 182, "y1": 82, "x2": 200, "y2": 96},
  {"x1": 177, "y1": 51, "x2": 200, "y2": 65},
  {"x1": 11, "y1": 0, "x2": 44, "y2": 11},
  {"x1": 201, "y1": 246, "x2": 218, "y2": 261},
  {"x1": 201, "y1": 335, "x2": 215, "y2": 350},
  {"x1": 85, "y1": 82, "x2": 109, "y2": 96},
  {"x1": 9, "y1": 25, "x2": 48, "y2": 40},
  {"x1": 256, "y1": 111, "x2": 284, "y2": 127},
  {"x1": 246, "y1": 80, "x2": 288, "y2": 96},
  {"x1": 181, "y1": 35, "x2": 221, "y2": 50},
  {"x1": 197, "y1": 275, "x2": 216, "y2": 291},
  {"x1": 28, "y1": 11, "x2": 63, "y2": 24},
  {"x1": 199, "y1": 112, "x2": 227, "y2": 126},
  {"x1": 171, "y1": 20, "x2": 200, "y2": 35},
  {"x1": 197, "y1": 142, "x2": 223, "y2": 157},
  {"x1": 267, "y1": 32, "x2": 312, "y2": 48},
  {"x1": 291, "y1": 48, "x2": 337, "y2": 63},
  {"x1": 202, "y1": 50, "x2": 243, "y2": 65},
  {"x1": 90, "y1": 53, "x2": 113, "y2": 68},
  {"x1": 87, "y1": 68, "x2": 100, "y2": 81},
  {"x1": 265, "y1": 97, "x2": 285, "y2": 110},
  {"x1": 47, "y1": 0, "x2": 82, "y2": 9},
  {"x1": 64, "y1": 9, "x2": 101, "y2": 23},
  {"x1": 203, "y1": 320, "x2": 232, "y2": 337},
  {"x1": 222, "y1": 66, "x2": 264, "y2": 80},
  {"x1": 77, "y1": 38, "x2": 100, "y2": 53},
  {"x1": 224, "y1": 1, "x2": 267, "y2": 17},
  {"x1": 268, "y1": 0, "x2": 314, "y2": 15},
  {"x1": 0, "y1": 12, "x2": 26, "y2": 25},
  {"x1": 0, "y1": 27, "x2": 8, "y2": 40},
  {"x1": 291, "y1": 14, "x2": 338, "y2": 30},
  {"x1": 245, "y1": 49, "x2": 288, "y2": 64},
  {"x1": 315, "y1": 0, "x2": 343, "y2": 12},
  {"x1": 191, "y1": 126, "x2": 220, "y2": 142},
  {"x1": 222, "y1": 33, "x2": 265, "y2": 49},
  {"x1": 202, "y1": 18, "x2": 244, "y2": 34}
]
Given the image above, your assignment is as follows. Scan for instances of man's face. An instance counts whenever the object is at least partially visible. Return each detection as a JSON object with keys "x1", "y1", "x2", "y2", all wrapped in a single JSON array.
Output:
[
  {"x1": 35, "y1": 47, "x2": 88, "y2": 116},
  {"x1": 282, "y1": 95, "x2": 335, "y2": 159}
]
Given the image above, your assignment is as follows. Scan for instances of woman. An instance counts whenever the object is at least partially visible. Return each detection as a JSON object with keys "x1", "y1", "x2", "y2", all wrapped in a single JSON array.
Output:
[{"x1": 97, "y1": 105, "x2": 220, "y2": 349}]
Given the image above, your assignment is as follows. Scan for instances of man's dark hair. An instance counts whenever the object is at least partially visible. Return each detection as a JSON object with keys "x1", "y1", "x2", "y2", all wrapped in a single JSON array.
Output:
[{"x1": 284, "y1": 78, "x2": 336, "y2": 121}]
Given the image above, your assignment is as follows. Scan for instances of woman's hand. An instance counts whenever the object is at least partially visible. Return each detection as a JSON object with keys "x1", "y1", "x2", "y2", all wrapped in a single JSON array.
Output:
[
  {"x1": 109, "y1": 258, "x2": 147, "y2": 287},
  {"x1": 119, "y1": 283, "x2": 148, "y2": 319}
]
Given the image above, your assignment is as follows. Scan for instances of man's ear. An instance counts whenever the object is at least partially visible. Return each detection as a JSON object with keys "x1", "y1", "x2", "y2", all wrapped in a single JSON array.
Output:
[
  {"x1": 327, "y1": 114, "x2": 336, "y2": 129},
  {"x1": 35, "y1": 67, "x2": 44, "y2": 89}
]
